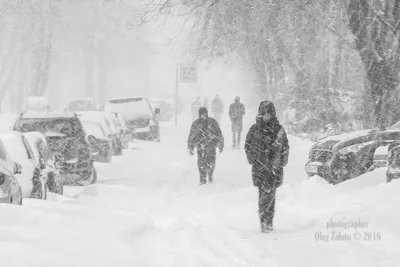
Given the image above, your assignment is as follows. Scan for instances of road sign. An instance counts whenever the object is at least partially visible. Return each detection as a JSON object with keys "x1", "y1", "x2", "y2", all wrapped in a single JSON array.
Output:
[{"x1": 179, "y1": 64, "x2": 197, "y2": 83}]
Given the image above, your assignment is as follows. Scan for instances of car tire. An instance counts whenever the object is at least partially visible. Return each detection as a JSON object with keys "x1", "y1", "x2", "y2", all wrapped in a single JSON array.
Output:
[
  {"x1": 31, "y1": 173, "x2": 47, "y2": 200},
  {"x1": 99, "y1": 149, "x2": 112, "y2": 163},
  {"x1": 90, "y1": 169, "x2": 97, "y2": 184},
  {"x1": 47, "y1": 173, "x2": 64, "y2": 195}
]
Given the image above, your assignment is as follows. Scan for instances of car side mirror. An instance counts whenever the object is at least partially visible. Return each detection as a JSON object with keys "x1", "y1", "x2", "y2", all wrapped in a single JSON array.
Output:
[
  {"x1": 14, "y1": 162, "x2": 22, "y2": 174},
  {"x1": 154, "y1": 108, "x2": 160, "y2": 115}
]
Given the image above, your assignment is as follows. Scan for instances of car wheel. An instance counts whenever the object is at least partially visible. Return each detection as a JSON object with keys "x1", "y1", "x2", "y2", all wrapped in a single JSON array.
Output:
[
  {"x1": 47, "y1": 173, "x2": 63, "y2": 195},
  {"x1": 91, "y1": 169, "x2": 97, "y2": 184},
  {"x1": 117, "y1": 145, "x2": 123, "y2": 155},
  {"x1": 54, "y1": 183, "x2": 63, "y2": 195},
  {"x1": 98, "y1": 149, "x2": 112, "y2": 163},
  {"x1": 31, "y1": 174, "x2": 47, "y2": 200}
]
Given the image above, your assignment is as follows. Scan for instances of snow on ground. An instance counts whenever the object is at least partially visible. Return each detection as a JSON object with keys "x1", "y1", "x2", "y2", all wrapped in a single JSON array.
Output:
[{"x1": 1, "y1": 113, "x2": 400, "y2": 267}]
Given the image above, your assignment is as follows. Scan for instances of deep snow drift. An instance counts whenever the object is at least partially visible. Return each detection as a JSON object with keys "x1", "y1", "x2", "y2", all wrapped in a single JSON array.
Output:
[{"x1": 0, "y1": 112, "x2": 399, "y2": 267}]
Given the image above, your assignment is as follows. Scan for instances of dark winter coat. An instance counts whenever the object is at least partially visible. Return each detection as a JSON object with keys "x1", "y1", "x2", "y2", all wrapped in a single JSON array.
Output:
[
  {"x1": 188, "y1": 110, "x2": 224, "y2": 151},
  {"x1": 229, "y1": 101, "x2": 245, "y2": 132},
  {"x1": 245, "y1": 101, "x2": 289, "y2": 189},
  {"x1": 211, "y1": 98, "x2": 224, "y2": 114}
]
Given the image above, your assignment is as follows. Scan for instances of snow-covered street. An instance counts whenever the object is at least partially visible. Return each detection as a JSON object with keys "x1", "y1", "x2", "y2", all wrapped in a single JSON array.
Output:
[{"x1": 1, "y1": 116, "x2": 400, "y2": 267}]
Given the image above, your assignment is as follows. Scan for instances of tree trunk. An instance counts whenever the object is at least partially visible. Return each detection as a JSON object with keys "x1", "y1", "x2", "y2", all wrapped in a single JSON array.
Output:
[{"x1": 347, "y1": 0, "x2": 400, "y2": 130}]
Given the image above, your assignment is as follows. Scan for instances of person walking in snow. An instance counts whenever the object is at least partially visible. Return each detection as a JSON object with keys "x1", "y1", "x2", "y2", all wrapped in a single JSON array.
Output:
[
  {"x1": 191, "y1": 97, "x2": 202, "y2": 122},
  {"x1": 203, "y1": 98, "x2": 209, "y2": 111},
  {"x1": 245, "y1": 100, "x2": 289, "y2": 233},
  {"x1": 229, "y1": 96, "x2": 245, "y2": 149},
  {"x1": 187, "y1": 107, "x2": 224, "y2": 185},
  {"x1": 211, "y1": 95, "x2": 224, "y2": 124}
]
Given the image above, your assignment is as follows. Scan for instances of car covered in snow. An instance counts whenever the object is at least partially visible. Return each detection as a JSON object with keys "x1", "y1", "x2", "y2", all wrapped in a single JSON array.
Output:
[
  {"x1": 0, "y1": 140, "x2": 23, "y2": 205},
  {"x1": 365, "y1": 130, "x2": 400, "y2": 172},
  {"x1": 77, "y1": 111, "x2": 122, "y2": 155},
  {"x1": 13, "y1": 112, "x2": 97, "y2": 186},
  {"x1": 27, "y1": 96, "x2": 50, "y2": 112},
  {"x1": 63, "y1": 98, "x2": 95, "y2": 112},
  {"x1": 149, "y1": 98, "x2": 174, "y2": 121},
  {"x1": 306, "y1": 128, "x2": 400, "y2": 184},
  {"x1": 0, "y1": 131, "x2": 47, "y2": 199},
  {"x1": 104, "y1": 96, "x2": 160, "y2": 141},
  {"x1": 79, "y1": 119, "x2": 113, "y2": 163},
  {"x1": 24, "y1": 131, "x2": 64, "y2": 195},
  {"x1": 386, "y1": 142, "x2": 400, "y2": 182},
  {"x1": 110, "y1": 112, "x2": 131, "y2": 149}
]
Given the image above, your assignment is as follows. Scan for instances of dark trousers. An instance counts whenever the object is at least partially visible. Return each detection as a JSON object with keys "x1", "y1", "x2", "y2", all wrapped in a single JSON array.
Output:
[
  {"x1": 258, "y1": 186, "x2": 276, "y2": 225},
  {"x1": 197, "y1": 148, "x2": 216, "y2": 183},
  {"x1": 232, "y1": 131, "x2": 241, "y2": 148}
]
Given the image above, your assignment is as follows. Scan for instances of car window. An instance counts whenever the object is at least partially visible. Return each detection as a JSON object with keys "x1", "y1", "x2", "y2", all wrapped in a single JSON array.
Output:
[{"x1": 22, "y1": 136, "x2": 35, "y2": 160}]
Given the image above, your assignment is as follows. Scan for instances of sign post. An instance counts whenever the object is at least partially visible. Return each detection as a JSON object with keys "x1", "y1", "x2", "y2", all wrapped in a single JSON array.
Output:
[{"x1": 175, "y1": 62, "x2": 198, "y2": 127}]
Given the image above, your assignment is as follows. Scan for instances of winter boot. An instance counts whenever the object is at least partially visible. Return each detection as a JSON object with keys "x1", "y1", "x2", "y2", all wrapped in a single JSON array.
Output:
[
  {"x1": 267, "y1": 221, "x2": 273, "y2": 232},
  {"x1": 200, "y1": 176, "x2": 207, "y2": 185},
  {"x1": 261, "y1": 221, "x2": 269, "y2": 233}
]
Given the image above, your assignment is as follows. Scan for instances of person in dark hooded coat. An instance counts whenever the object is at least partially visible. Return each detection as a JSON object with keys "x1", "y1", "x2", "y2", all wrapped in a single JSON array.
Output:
[
  {"x1": 188, "y1": 107, "x2": 224, "y2": 184},
  {"x1": 245, "y1": 100, "x2": 289, "y2": 233},
  {"x1": 229, "y1": 96, "x2": 245, "y2": 149}
]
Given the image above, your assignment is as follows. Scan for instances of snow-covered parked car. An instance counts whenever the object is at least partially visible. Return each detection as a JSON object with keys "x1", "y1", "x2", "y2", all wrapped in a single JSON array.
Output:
[
  {"x1": 63, "y1": 98, "x2": 95, "y2": 112},
  {"x1": 305, "y1": 129, "x2": 378, "y2": 183},
  {"x1": 0, "y1": 139, "x2": 23, "y2": 205},
  {"x1": 78, "y1": 111, "x2": 122, "y2": 155},
  {"x1": 79, "y1": 119, "x2": 113, "y2": 163},
  {"x1": 13, "y1": 112, "x2": 97, "y2": 186},
  {"x1": 24, "y1": 131, "x2": 64, "y2": 195},
  {"x1": 387, "y1": 142, "x2": 400, "y2": 182},
  {"x1": 366, "y1": 130, "x2": 400, "y2": 172},
  {"x1": 150, "y1": 98, "x2": 174, "y2": 121},
  {"x1": 0, "y1": 131, "x2": 47, "y2": 199},
  {"x1": 104, "y1": 96, "x2": 160, "y2": 142},
  {"x1": 110, "y1": 112, "x2": 131, "y2": 149},
  {"x1": 306, "y1": 128, "x2": 400, "y2": 184}
]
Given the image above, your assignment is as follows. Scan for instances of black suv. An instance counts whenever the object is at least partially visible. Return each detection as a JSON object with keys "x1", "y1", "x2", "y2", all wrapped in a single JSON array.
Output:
[{"x1": 13, "y1": 112, "x2": 97, "y2": 186}]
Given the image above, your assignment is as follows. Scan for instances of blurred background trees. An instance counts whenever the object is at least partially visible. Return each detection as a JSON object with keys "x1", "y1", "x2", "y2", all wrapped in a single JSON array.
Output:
[
  {"x1": 1, "y1": 0, "x2": 399, "y2": 133},
  {"x1": 141, "y1": 0, "x2": 400, "y2": 131}
]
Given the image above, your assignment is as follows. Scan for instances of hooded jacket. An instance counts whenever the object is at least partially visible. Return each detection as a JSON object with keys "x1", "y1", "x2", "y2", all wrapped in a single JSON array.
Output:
[
  {"x1": 187, "y1": 107, "x2": 224, "y2": 151},
  {"x1": 245, "y1": 101, "x2": 289, "y2": 188}
]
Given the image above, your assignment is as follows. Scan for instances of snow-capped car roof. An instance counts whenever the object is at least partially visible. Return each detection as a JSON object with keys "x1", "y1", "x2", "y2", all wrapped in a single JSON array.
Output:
[
  {"x1": 20, "y1": 112, "x2": 77, "y2": 119},
  {"x1": 23, "y1": 131, "x2": 47, "y2": 143},
  {"x1": 319, "y1": 129, "x2": 378, "y2": 143},
  {"x1": 0, "y1": 131, "x2": 23, "y2": 139},
  {"x1": 107, "y1": 96, "x2": 145, "y2": 102}
]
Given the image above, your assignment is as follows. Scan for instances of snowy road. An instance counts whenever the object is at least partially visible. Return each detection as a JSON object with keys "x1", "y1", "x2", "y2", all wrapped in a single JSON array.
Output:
[{"x1": 1, "y1": 117, "x2": 400, "y2": 267}]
